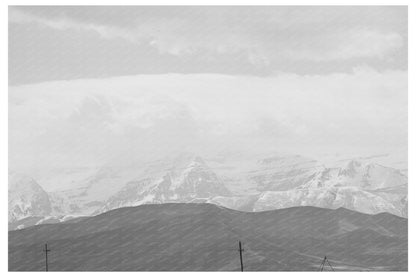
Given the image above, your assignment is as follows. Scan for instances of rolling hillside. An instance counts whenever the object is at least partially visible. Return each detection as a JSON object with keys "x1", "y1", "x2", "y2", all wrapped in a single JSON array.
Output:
[{"x1": 9, "y1": 203, "x2": 407, "y2": 271}]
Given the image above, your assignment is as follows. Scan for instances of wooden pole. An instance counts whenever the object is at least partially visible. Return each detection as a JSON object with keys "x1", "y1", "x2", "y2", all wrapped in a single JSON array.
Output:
[
  {"x1": 43, "y1": 243, "x2": 50, "y2": 272},
  {"x1": 238, "y1": 241, "x2": 244, "y2": 272}
]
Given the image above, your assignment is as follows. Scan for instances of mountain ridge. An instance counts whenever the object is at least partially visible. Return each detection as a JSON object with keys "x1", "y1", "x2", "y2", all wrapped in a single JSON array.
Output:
[{"x1": 8, "y1": 154, "x2": 408, "y2": 230}]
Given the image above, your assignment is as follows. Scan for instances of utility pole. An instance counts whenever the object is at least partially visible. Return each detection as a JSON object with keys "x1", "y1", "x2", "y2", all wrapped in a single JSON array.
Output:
[
  {"x1": 238, "y1": 241, "x2": 244, "y2": 272},
  {"x1": 43, "y1": 243, "x2": 50, "y2": 272},
  {"x1": 325, "y1": 256, "x2": 335, "y2": 271},
  {"x1": 318, "y1": 256, "x2": 326, "y2": 271},
  {"x1": 319, "y1": 256, "x2": 334, "y2": 271}
]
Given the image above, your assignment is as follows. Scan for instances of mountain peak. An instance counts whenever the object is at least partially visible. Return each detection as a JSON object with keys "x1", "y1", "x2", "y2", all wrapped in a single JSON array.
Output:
[
  {"x1": 8, "y1": 172, "x2": 52, "y2": 222},
  {"x1": 9, "y1": 172, "x2": 46, "y2": 194},
  {"x1": 339, "y1": 160, "x2": 362, "y2": 177},
  {"x1": 9, "y1": 153, "x2": 408, "y2": 228}
]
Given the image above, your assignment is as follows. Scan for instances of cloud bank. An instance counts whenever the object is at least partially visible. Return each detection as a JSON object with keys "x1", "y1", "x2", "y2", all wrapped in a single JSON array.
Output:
[{"x1": 9, "y1": 69, "x2": 407, "y2": 170}]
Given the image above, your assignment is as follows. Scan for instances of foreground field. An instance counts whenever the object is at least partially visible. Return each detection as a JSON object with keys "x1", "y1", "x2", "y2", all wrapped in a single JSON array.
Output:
[{"x1": 9, "y1": 203, "x2": 407, "y2": 271}]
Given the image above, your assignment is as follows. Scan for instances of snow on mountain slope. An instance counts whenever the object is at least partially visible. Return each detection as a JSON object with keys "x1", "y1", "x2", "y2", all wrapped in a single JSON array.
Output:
[
  {"x1": 369, "y1": 185, "x2": 408, "y2": 217},
  {"x1": 8, "y1": 215, "x2": 81, "y2": 231},
  {"x1": 299, "y1": 160, "x2": 407, "y2": 190},
  {"x1": 208, "y1": 195, "x2": 260, "y2": 212},
  {"x1": 206, "y1": 153, "x2": 324, "y2": 195},
  {"x1": 249, "y1": 155, "x2": 324, "y2": 191},
  {"x1": 8, "y1": 154, "x2": 408, "y2": 229},
  {"x1": 253, "y1": 160, "x2": 407, "y2": 217},
  {"x1": 100, "y1": 156, "x2": 231, "y2": 213},
  {"x1": 99, "y1": 156, "x2": 407, "y2": 217},
  {"x1": 254, "y1": 186, "x2": 402, "y2": 216},
  {"x1": 8, "y1": 172, "x2": 52, "y2": 222}
]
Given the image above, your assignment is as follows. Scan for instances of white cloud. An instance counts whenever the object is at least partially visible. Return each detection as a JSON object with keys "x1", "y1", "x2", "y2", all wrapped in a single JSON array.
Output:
[{"x1": 9, "y1": 69, "x2": 407, "y2": 170}]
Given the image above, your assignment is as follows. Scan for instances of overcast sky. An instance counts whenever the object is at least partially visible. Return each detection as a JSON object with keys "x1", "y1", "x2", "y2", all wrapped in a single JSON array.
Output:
[
  {"x1": 8, "y1": 6, "x2": 408, "y2": 170},
  {"x1": 9, "y1": 6, "x2": 407, "y2": 84}
]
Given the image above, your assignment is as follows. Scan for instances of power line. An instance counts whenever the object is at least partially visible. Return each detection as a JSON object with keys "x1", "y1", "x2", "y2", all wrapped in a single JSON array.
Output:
[{"x1": 36, "y1": 242, "x2": 342, "y2": 272}]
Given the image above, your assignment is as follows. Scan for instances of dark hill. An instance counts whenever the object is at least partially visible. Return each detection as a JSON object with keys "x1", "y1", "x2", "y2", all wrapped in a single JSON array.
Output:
[{"x1": 8, "y1": 203, "x2": 407, "y2": 271}]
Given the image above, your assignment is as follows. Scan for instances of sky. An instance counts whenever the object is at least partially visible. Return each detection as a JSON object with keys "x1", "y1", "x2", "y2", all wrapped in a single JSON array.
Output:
[{"x1": 8, "y1": 6, "x2": 408, "y2": 171}]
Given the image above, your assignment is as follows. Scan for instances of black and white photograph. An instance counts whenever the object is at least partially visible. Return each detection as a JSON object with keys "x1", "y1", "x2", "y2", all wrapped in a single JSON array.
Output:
[{"x1": 6, "y1": 4, "x2": 411, "y2": 272}]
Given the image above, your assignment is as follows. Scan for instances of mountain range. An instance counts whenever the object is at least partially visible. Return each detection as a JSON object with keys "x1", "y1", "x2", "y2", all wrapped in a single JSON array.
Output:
[{"x1": 8, "y1": 153, "x2": 408, "y2": 230}]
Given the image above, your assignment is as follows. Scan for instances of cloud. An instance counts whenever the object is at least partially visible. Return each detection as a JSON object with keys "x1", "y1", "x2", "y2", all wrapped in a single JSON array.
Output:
[
  {"x1": 9, "y1": 8, "x2": 138, "y2": 43},
  {"x1": 9, "y1": 6, "x2": 406, "y2": 69},
  {"x1": 284, "y1": 29, "x2": 404, "y2": 62},
  {"x1": 9, "y1": 68, "x2": 407, "y2": 170}
]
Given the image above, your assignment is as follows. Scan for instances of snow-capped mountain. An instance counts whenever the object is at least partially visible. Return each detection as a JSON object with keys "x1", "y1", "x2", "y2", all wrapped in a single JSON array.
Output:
[
  {"x1": 8, "y1": 153, "x2": 408, "y2": 230},
  {"x1": 100, "y1": 156, "x2": 231, "y2": 213},
  {"x1": 299, "y1": 160, "x2": 407, "y2": 190},
  {"x1": 253, "y1": 160, "x2": 408, "y2": 217},
  {"x1": 254, "y1": 186, "x2": 404, "y2": 216},
  {"x1": 8, "y1": 172, "x2": 53, "y2": 222}
]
